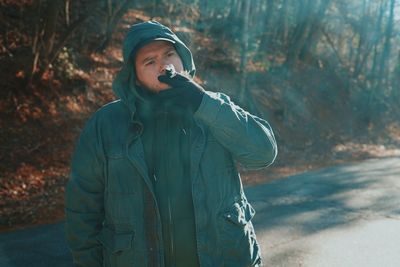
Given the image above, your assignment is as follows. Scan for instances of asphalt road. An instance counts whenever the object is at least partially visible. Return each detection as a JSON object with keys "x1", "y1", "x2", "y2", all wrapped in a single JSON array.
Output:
[
  {"x1": 0, "y1": 222, "x2": 71, "y2": 267},
  {"x1": 247, "y1": 156, "x2": 400, "y2": 267},
  {"x1": 1, "y1": 156, "x2": 399, "y2": 267}
]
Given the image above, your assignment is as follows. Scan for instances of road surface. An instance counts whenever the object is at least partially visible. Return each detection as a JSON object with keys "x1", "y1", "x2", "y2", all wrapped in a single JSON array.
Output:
[{"x1": 1, "y1": 157, "x2": 399, "y2": 266}]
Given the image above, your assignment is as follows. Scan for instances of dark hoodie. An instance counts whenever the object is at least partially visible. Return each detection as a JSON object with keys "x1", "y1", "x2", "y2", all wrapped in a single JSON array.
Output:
[
  {"x1": 112, "y1": 20, "x2": 195, "y2": 114},
  {"x1": 112, "y1": 21, "x2": 199, "y2": 266}
]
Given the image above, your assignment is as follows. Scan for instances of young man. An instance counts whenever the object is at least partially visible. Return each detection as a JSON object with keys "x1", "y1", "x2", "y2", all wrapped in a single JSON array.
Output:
[{"x1": 65, "y1": 21, "x2": 277, "y2": 267}]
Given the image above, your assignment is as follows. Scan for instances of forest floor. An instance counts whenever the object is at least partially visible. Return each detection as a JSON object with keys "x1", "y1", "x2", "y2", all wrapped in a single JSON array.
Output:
[{"x1": 1, "y1": 9, "x2": 400, "y2": 233}]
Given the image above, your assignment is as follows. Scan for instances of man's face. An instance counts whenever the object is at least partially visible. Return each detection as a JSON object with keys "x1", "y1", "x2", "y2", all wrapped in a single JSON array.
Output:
[{"x1": 134, "y1": 41, "x2": 184, "y2": 93}]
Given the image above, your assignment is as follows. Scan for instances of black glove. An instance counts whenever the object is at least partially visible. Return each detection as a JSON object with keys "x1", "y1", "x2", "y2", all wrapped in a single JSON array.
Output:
[{"x1": 157, "y1": 70, "x2": 205, "y2": 112}]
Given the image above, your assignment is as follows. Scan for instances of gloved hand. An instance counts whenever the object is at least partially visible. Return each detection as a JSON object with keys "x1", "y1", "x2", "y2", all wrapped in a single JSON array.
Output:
[{"x1": 157, "y1": 67, "x2": 205, "y2": 112}]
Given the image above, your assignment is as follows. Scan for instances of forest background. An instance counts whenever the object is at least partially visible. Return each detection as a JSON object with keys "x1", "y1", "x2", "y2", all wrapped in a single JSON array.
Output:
[{"x1": 0, "y1": 0, "x2": 399, "y2": 231}]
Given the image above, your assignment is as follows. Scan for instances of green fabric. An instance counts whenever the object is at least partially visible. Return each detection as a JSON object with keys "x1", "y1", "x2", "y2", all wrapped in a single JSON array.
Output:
[
  {"x1": 112, "y1": 21, "x2": 196, "y2": 115},
  {"x1": 135, "y1": 86, "x2": 199, "y2": 267},
  {"x1": 66, "y1": 21, "x2": 277, "y2": 267},
  {"x1": 66, "y1": 90, "x2": 277, "y2": 267}
]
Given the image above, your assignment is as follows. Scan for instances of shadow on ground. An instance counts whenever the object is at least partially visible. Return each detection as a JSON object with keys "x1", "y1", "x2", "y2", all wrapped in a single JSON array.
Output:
[
  {"x1": 0, "y1": 157, "x2": 399, "y2": 267},
  {"x1": 245, "y1": 156, "x2": 400, "y2": 266},
  {"x1": 0, "y1": 223, "x2": 72, "y2": 267}
]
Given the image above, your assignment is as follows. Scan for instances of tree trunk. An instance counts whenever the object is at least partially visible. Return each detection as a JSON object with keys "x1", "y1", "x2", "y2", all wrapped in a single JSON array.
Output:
[
  {"x1": 281, "y1": 0, "x2": 289, "y2": 44},
  {"x1": 352, "y1": 0, "x2": 368, "y2": 78},
  {"x1": 97, "y1": 0, "x2": 130, "y2": 52},
  {"x1": 377, "y1": 0, "x2": 395, "y2": 88},
  {"x1": 238, "y1": 0, "x2": 251, "y2": 103},
  {"x1": 366, "y1": 0, "x2": 396, "y2": 128},
  {"x1": 365, "y1": 0, "x2": 385, "y2": 81},
  {"x1": 29, "y1": 0, "x2": 62, "y2": 82},
  {"x1": 298, "y1": 0, "x2": 331, "y2": 63},
  {"x1": 284, "y1": 0, "x2": 314, "y2": 67},
  {"x1": 259, "y1": 0, "x2": 275, "y2": 51},
  {"x1": 42, "y1": 0, "x2": 63, "y2": 61}
]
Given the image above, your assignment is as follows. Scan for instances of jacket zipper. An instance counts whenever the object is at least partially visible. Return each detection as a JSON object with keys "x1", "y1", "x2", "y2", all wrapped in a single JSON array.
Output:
[
  {"x1": 190, "y1": 122, "x2": 202, "y2": 266},
  {"x1": 168, "y1": 196, "x2": 176, "y2": 266},
  {"x1": 163, "y1": 108, "x2": 176, "y2": 267}
]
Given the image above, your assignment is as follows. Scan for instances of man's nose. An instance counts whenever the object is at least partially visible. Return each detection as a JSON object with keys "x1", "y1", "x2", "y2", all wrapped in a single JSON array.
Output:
[
  {"x1": 160, "y1": 62, "x2": 173, "y2": 74},
  {"x1": 160, "y1": 65, "x2": 168, "y2": 74}
]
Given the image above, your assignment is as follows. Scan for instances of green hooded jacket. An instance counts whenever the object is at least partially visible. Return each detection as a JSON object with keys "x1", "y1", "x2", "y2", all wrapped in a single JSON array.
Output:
[{"x1": 65, "y1": 21, "x2": 277, "y2": 267}]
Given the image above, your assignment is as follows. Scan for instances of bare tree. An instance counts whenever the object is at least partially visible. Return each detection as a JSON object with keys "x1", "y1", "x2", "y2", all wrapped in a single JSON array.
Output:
[
  {"x1": 377, "y1": 0, "x2": 396, "y2": 88},
  {"x1": 238, "y1": 0, "x2": 251, "y2": 103},
  {"x1": 287, "y1": 0, "x2": 332, "y2": 67}
]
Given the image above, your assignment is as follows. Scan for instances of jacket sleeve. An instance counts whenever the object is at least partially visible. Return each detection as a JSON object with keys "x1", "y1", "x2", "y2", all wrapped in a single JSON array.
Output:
[
  {"x1": 194, "y1": 91, "x2": 277, "y2": 170},
  {"x1": 65, "y1": 115, "x2": 104, "y2": 267}
]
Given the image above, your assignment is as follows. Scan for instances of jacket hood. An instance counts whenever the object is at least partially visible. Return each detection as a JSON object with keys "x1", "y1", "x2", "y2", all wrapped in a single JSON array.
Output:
[{"x1": 112, "y1": 21, "x2": 196, "y2": 115}]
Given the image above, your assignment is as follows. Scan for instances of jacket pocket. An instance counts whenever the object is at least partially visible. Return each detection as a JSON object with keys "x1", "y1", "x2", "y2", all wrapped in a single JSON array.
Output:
[
  {"x1": 97, "y1": 227, "x2": 135, "y2": 267},
  {"x1": 223, "y1": 201, "x2": 255, "y2": 226},
  {"x1": 218, "y1": 201, "x2": 261, "y2": 266}
]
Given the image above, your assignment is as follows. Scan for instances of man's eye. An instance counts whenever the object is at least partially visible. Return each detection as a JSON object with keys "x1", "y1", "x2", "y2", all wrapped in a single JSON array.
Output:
[
  {"x1": 145, "y1": 60, "x2": 155, "y2": 66},
  {"x1": 167, "y1": 52, "x2": 175, "y2": 57}
]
